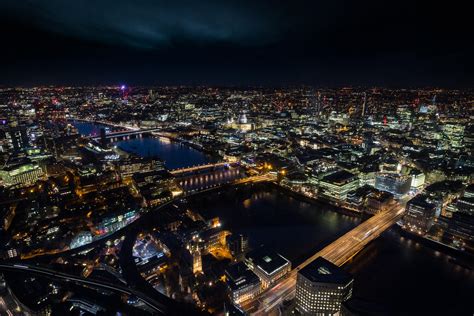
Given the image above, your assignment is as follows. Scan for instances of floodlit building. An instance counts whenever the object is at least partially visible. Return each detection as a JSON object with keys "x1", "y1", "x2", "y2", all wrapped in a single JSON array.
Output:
[
  {"x1": 375, "y1": 173, "x2": 411, "y2": 198},
  {"x1": 319, "y1": 170, "x2": 359, "y2": 201},
  {"x1": 410, "y1": 169, "x2": 425, "y2": 190},
  {"x1": 295, "y1": 257, "x2": 354, "y2": 315},
  {"x1": 0, "y1": 161, "x2": 44, "y2": 187},
  {"x1": 190, "y1": 243, "x2": 202, "y2": 275}
]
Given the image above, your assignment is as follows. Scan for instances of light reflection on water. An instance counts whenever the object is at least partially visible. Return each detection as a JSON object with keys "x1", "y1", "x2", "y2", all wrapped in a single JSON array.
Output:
[
  {"x1": 193, "y1": 185, "x2": 361, "y2": 267},
  {"x1": 72, "y1": 120, "x2": 212, "y2": 170},
  {"x1": 75, "y1": 121, "x2": 474, "y2": 313},
  {"x1": 193, "y1": 185, "x2": 473, "y2": 314},
  {"x1": 345, "y1": 228, "x2": 474, "y2": 314}
]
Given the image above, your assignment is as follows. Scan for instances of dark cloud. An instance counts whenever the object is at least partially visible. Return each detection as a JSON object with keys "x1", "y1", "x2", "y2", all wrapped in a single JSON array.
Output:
[
  {"x1": 2, "y1": 0, "x2": 289, "y2": 48},
  {"x1": 0, "y1": 0, "x2": 472, "y2": 86}
]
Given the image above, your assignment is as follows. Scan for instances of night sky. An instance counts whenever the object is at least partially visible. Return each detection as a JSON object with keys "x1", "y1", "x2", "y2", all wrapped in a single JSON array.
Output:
[{"x1": 1, "y1": 0, "x2": 472, "y2": 87}]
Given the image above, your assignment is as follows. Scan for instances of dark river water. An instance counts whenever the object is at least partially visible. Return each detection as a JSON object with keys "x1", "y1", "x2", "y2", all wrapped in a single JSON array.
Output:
[
  {"x1": 73, "y1": 121, "x2": 474, "y2": 315},
  {"x1": 193, "y1": 185, "x2": 474, "y2": 314},
  {"x1": 191, "y1": 186, "x2": 361, "y2": 266},
  {"x1": 115, "y1": 138, "x2": 211, "y2": 170},
  {"x1": 73, "y1": 120, "x2": 211, "y2": 169}
]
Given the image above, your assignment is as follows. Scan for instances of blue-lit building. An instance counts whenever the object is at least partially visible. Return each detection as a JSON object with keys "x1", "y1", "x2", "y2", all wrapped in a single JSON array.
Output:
[{"x1": 375, "y1": 173, "x2": 411, "y2": 198}]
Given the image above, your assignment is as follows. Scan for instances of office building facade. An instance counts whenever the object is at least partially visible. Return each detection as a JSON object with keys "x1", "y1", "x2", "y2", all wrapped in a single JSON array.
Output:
[{"x1": 295, "y1": 257, "x2": 354, "y2": 315}]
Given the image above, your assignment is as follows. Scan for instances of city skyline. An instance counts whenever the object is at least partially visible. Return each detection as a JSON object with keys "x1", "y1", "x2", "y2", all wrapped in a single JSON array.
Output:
[
  {"x1": 0, "y1": 86, "x2": 473, "y2": 315},
  {"x1": 0, "y1": 1, "x2": 473, "y2": 315}
]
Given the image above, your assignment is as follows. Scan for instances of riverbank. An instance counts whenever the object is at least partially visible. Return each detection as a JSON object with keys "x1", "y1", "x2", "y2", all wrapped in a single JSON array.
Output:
[
  {"x1": 396, "y1": 225, "x2": 474, "y2": 266},
  {"x1": 274, "y1": 183, "x2": 365, "y2": 218},
  {"x1": 190, "y1": 182, "x2": 362, "y2": 266},
  {"x1": 275, "y1": 182, "x2": 474, "y2": 271},
  {"x1": 71, "y1": 118, "x2": 219, "y2": 159}
]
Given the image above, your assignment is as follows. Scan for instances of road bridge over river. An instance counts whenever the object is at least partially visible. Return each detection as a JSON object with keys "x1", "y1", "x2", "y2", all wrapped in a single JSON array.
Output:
[{"x1": 246, "y1": 202, "x2": 405, "y2": 315}]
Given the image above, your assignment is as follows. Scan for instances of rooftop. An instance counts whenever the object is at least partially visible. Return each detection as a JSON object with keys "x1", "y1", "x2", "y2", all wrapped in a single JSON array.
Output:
[
  {"x1": 321, "y1": 170, "x2": 357, "y2": 186},
  {"x1": 225, "y1": 262, "x2": 260, "y2": 291},
  {"x1": 407, "y1": 195, "x2": 436, "y2": 210},
  {"x1": 299, "y1": 257, "x2": 353, "y2": 285},
  {"x1": 246, "y1": 247, "x2": 290, "y2": 276}
]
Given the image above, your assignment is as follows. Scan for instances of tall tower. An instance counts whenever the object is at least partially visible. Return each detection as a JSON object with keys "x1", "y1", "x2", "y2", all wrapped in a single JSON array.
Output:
[
  {"x1": 314, "y1": 91, "x2": 322, "y2": 117},
  {"x1": 361, "y1": 92, "x2": 367, "y2": 118},
  {"x1": 100, "y1": 128, "x2": 107, "y2": 147},
  {"x1": 191, "y1": 245, "x2": 202, "y2": 275}
]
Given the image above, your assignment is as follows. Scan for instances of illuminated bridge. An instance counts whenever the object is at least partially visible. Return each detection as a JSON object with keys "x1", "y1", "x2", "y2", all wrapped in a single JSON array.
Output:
[
  {"x1": 248, "y1": 202, "x2": 405, "y2": 315},
  {"x1": 169, "y1": 162, "x2": 241, "y2": 193},
  {"x1": 176, "y1": 164, "x2": 275, "y2": 194},
  {"x1": 169, "y1": 162, "x2": 238, "y2": 175},
  {"x1": 90, "y1": 128, "x2": 163, "y2": 143},
  {"x1": 72, "y1": 118, "x2": 192, "y2": 147},
  {"x1": 70, "y1": 118, "x2": 136, "y2": 130}
]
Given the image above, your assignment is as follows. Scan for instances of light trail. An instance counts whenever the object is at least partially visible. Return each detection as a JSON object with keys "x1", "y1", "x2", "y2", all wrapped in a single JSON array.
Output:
[
  {"x1": 170, "y1": 162, "x2": 237, "y2": 175},
  {"x1": 248, "y1": 203, "x2": 405, "y2": 315}
]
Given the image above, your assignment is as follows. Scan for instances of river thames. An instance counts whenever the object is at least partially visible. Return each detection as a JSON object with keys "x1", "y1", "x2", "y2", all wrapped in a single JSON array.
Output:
[
  {"x1": 74, "y1": 120, "x2": 474, "y2": 314},
  {"x1": 73, "y1": 120, "x2": 212, "y2": 169}
]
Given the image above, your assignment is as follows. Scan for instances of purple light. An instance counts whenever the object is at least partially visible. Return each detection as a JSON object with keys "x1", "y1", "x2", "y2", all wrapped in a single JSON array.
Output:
[{"x1": 120, "y1": 85, "x2": 126, "y2": 90}]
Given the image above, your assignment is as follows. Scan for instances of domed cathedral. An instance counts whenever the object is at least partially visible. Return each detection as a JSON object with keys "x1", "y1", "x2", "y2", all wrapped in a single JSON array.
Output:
[
  {"x1": 224, "y1": 110, "x2": 253, "y2": 132},
  {"x1": 238, "y1": 112, "x2": 248, "y2": 124}
]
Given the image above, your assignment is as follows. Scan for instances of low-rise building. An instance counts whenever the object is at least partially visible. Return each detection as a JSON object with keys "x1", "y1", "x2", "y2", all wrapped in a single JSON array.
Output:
[
  {"x1": 0, "y1": 160, "x2": 43, "y2": 187},
  {"x1": 245, "y1": 248, "x2": 291, "y2": 289},
  {"x1": 319, "y1": 170, "x2": 359, "y2": 201},
  {"x1": 375, "y1": 173, "x2": 411, "y2": 197},
  {"x1": 225, "y1": 262, "x2": 261, "y2": 305},
  {"x1": 366, "y1": 190, "x2": 394, "y2": 213},
  {"x1": 403, "y1": 195, "x2": 437, "y2": 233}
]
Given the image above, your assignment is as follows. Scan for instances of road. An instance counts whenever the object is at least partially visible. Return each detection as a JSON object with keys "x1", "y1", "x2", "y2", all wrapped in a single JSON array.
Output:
[
  {"x1": 248, "y1": 202, "x2": 405, "y2": 315},
  {"x1": 19, "y1": 169, "x2": 274, "y2": 262},
  {"x1": 0, "y1": 263, "x2": 170, "y2": 314},
  {"x1": 234, "y1": 173, "x2": 277, "y2": 184},
  {"x1": 91, "y1": 127, "x2": 162, "y2": 139}
]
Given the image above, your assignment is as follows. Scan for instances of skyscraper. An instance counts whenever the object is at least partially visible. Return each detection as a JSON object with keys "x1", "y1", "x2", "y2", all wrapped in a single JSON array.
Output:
[
  {"x1": 4, "y1": 126, "x2": 29, "y2": 152},
  {"x1": 361, "y1": 92, "x2": 366, "y2": 118},
  {"x1": 100, "y1": 128, "x2": 107, "y2": 147}
]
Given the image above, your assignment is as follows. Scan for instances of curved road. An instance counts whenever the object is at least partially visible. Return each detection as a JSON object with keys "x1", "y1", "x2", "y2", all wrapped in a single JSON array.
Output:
[{"x1": 0, "y1": 263, "x2": 170, "y2": 314}]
